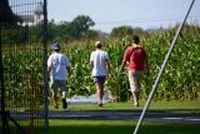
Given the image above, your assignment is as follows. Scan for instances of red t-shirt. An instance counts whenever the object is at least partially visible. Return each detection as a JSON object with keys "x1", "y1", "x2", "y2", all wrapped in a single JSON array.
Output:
[{"x1": 123, "y1": 46, "x2": 147, "y2": 71}]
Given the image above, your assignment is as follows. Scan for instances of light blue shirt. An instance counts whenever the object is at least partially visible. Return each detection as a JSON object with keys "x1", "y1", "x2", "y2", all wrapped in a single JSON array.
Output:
[{"x1": 48, "y1": 52, "x2": 70, "y2": 80}]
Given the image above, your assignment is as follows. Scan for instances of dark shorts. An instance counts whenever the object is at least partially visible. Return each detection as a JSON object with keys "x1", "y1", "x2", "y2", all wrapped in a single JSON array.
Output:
[
  {"x1": 93, "y1": 76, "x2": 106, "y2": 85},
  {"x1": 50, "y1": 80, "x2": 67, "y2": 92}
]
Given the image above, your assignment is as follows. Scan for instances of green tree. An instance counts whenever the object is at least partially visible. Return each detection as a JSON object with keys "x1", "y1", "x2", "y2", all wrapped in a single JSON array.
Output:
[
  {"x1": 47, "y1": 19, "x2": 60, "y2": 41},
  {"x1": 111, "y1": 25, "x2": 133, "y2": 37},
  {"x1": 132, "y1": 27, "x2": 146, "y2": 36},
  {"x1": 70, "y1": 15, "x2": 95, "y2": 38}
]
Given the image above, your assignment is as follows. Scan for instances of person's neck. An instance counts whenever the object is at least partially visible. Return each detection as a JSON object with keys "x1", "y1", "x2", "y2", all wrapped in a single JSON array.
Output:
[
  {"x1": 53, "y1": 51, "x2": 59, "y2": 53},
  {"x1": 132, "y1": 43, "x2": 140, "y2": 48}
]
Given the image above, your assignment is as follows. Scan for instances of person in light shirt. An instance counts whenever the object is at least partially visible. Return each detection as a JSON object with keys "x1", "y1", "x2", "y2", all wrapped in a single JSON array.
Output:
[
  {"x1": 48, "y1": 42, "x2": 70, "y2": 109},
  {"x1": 90, "y1": 41, "x2": 110, "y2": 107}
]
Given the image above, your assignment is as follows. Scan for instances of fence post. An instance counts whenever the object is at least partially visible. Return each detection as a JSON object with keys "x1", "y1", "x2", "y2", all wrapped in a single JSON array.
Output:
[
  {"x1": 0, "y1": 24, "x2": 6, "y2": 134},
  {"x1": 43, "y1": 0, "x2": 49, "y2": 134}
]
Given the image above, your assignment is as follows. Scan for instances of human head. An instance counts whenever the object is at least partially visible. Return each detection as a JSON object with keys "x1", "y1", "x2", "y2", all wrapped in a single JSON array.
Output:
[
  {"x1": 132, "y1": 35, "x2": 140, "y2": 44},
  {"x1": 95, "y1": 41, "x2": 102, "y2": 49},
  {"x1": 51, "y1": 42, "x2": 60, "y2": 52}
]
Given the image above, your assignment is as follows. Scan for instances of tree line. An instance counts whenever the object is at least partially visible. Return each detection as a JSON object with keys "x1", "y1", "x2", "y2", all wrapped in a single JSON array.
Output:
[{"x1": 2, "y1": 14, "x2": 150, "y2": 44}]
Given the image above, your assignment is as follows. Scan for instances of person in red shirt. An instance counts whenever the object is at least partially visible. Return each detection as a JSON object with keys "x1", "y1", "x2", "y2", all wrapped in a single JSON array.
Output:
[{"x1": 120, "y1": 35, "x2": 149, "y2": 107}]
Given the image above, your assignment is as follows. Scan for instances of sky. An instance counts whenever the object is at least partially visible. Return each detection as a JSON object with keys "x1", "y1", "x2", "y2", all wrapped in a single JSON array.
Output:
[{"x1": 48, "y1": 0, "x2": 200, "y2": 33}]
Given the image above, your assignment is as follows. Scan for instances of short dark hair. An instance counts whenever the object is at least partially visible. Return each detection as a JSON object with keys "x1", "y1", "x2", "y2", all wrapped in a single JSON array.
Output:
[
  {"x1": 54, "y1": 49, "x2": 60, "y2": 52},
  {"x1": 96, "y1": 43, "x2": 102, "y2": 49},
  {"x1": 95, "y1": 41, "x2": 102, "y2": 49},
  {"x1": 132, "y1": 35, "x2": 140, "y2": 44}
]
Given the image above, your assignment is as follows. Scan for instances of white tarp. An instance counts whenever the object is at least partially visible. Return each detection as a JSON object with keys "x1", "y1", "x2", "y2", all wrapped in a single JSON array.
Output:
[{"x1": 67, "y1": 90, "x2": 115, "y2": 104}]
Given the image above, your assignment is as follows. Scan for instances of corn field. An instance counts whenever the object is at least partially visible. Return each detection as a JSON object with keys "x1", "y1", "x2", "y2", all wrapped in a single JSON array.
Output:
[
  {"x1": 3, "y1": 25, "x2": 200, "y2": 104},
  {"x1": 64, "y1": 25, "x2": 200, "y2": 101}
]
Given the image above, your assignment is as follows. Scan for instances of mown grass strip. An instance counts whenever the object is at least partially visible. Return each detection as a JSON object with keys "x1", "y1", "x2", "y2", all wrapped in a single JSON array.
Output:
[{"x1": 49, "y1": 120, "x2": 200, "y2": 134}]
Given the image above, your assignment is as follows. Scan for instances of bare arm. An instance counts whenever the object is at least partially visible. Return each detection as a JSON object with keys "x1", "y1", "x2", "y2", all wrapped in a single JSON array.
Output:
[
  {"x1": 144, "y1": 54, "x2": 150, "y2": 75},
  {"x1": 90, "y1": 52, "x2": 94, "y2": 69},
  {"x1": 120, "y1": 58, "x2": 126, "y2": 72},
  {"x1": 67, "y1": 66, "x2": 70, "y2": 76},
  {"x1": 90, "y1": 60, "x2": 94, "y2": 68},
  {"x1": 47, "y1": 66, "x2": 51, "y2": 80},
  {"x1": 105, "y1": 60, "x2": 110, "y2": 74},
  {"x1": 120, "y1": 46, "x2": 131, "y2": 72}
]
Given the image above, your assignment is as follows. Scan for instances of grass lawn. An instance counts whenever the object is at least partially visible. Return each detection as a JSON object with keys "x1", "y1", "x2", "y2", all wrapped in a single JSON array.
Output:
[
  {"x1": 48, "y1": 100, "x2": 200, "y2": 134},
  {"x1": 49, "y1": 120, "x2": 200, "y2": 134},
  {"x1": 49, "y1": 99, "x2": 200, "y2": 113}
]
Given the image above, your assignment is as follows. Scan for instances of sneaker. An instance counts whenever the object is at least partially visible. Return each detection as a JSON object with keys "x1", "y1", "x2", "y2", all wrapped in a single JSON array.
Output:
[
  {"x1": 62, "y1": 98, "x2": 68, "y2": 109},
  {"x1": 134, "y1": 102, "x2": 139, "y2": 107},
  {"x1": 98, "y1": 103, "x2": 103, "y2": 107},
  {"x1": 54, "y1": 105, "x2": 59, "y2": 109}
]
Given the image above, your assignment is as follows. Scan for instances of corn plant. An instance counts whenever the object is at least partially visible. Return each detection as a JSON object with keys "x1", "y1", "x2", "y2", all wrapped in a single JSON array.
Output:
[{"x1": 3, "y1": 25, "x2": 200, "y2": 103}]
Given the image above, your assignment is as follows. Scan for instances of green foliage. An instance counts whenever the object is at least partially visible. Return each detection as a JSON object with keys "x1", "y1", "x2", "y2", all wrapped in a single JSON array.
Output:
[
  {"x1": 2, "y1": 15, "x2": 96, "y2": 43},
  {"x1": 111, "y1": 25, "x2": 147, "y2": 38},
  {"x1": 111, "y1": 25, "x2": 133, "y2": 37},
  {"x1": 71, "y1": 15, "x2": 95, "y2": 38},
  {"x1": 63, "y1": 25, "x2": 200, "y2": 101},
  {"x1": 141, "y1": 26, "x2": 200, "y2": 100},
  {"x1": 2, "y1": 26, "x2": 28, "y2": 44},
  {"x1": 46, "y1": 15, "x2": 96, "y2": 41},
  {"x1": 3, "y1": 45, "x2": 44, "y2": 108},
  {"x1": 3, "y1": 25, "x2": 200, "y2": 103}
]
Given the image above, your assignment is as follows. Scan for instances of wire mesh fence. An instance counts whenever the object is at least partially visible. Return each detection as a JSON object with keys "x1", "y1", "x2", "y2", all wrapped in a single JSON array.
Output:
[{"x1": 0, "y1": 0, "x2": 48, "y2": 134}]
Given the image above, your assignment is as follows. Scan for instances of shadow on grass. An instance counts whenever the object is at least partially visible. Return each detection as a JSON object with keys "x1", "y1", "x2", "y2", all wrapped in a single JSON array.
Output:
[
  {"x1": 67, "y1": 108, "x2": 200, "y2": 113},
  {"x1": 48, "y1": 120, "x2": 200, "y2": 134},
  {"x1": 49, "y1": 125, "x2": 132, "y2": 134},
  {"x1": 1, "y1": 120, "x2": 200, "y2": 134}
]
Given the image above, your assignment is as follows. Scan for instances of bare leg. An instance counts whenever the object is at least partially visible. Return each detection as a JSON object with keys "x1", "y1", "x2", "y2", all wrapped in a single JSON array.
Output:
[
  {"x1": 62, "y1": 91, "x2": 67, "y2": 109},
  {"x1": 62, "y1": 91, "x2": 66, "y2": 99},
  {"x1": 132, "y1": 91, "x2": 140, "y2": 107},
  {"x1": 96, "y1": 83, "x2": 104, "y2": 106},
  {"x1": 52, "y1": 91, "x2": 58, "y2": 108}
]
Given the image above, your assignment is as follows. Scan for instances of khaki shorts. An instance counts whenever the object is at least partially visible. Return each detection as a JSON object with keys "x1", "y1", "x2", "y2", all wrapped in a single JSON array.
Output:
[
  {"x1": 50, "y1": 80, "x2": 67, "y2": 92},
  {"x1": 128, "y1": 70, "x2": 143, "y2": 92}
]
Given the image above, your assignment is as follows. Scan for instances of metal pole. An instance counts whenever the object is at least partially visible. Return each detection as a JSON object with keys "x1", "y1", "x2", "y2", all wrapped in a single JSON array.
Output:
[
  {"x1": 133, "y1": 0, "x2": 196, "y2": 134},
  {"x1": 43, "y1": 0, "x2": 49, "y2": 134},
  {"x1": 0, "y1": 25, "x2": 6, "y2": 134},
  {"x1": 0, "y1": 24, "x2": 7, "y2": 134}
]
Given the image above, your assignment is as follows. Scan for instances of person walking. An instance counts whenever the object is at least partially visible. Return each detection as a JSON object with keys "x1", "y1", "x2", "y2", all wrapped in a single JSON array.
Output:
[
  {"x1": 90, "y1": 41, "x2": 110, "y2": 107},
  {"x1": 120, "y1": 35, "x2": 149, "y2": 107},
  {"x1": 48, "y1": 42, "x2": 70, "y2": 109}
]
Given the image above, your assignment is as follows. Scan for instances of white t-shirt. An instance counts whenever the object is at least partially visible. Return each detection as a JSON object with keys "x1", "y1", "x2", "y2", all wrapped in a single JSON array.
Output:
[
  {"x1": 90, "y1": 49, "x2": 109, "y2": 77},
  {"x1": 47, "y1": 52, "x2": 70, "y2": 80}
]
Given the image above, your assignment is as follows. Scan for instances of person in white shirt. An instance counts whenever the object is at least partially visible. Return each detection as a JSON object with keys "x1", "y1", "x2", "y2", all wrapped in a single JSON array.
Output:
[
  {"x1": 47, "y1": 42, "x2": 70, "y2": 109},
  {"x1": 90, "y1": 41, "x2": 110, "y2": 107}
]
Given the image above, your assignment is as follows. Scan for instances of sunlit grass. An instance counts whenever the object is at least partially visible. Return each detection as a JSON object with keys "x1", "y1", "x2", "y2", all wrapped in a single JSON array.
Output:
[
  {"x1": 49, "y1": 99, "x2": 200, "y2": 113},
  {"x1": 49, "y1": 120, "x2": 200, "y2": 134}
]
